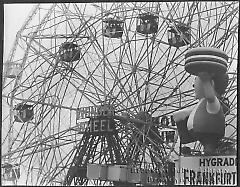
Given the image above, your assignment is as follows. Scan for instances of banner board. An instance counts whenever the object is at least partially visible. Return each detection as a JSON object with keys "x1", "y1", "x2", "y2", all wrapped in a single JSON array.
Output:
[
  {"x1": 86, "y1": 164, "x2": 163, "y2": 185},
  {"x1": 76, "y1": 106, "x2": 99, "y2": 119},
  {"x1": 75, "y1": 117, "x2": 115, "y2": 134},
  {"x1": 175, "y1": 155, "x2": 237, "y2": 186}
]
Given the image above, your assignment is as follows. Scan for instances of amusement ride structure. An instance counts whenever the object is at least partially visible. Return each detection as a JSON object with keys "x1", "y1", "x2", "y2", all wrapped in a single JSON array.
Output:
[{"x1": 2, "y1": 2, "x2": 238, "y2": 186}]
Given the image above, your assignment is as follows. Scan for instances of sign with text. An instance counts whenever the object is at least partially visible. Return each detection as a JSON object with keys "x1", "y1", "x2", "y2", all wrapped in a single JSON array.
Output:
[
  {"x1": 175, "y1": 155, "x2": 237, "y2": 186},
  {"x1": 152, "y1": 115, "x2": 176, "y2": 126},
  {"x1": 127, "y1": 167, "x2": 161, "y2": 185},
  {"x1": 76, "y1": 106, "x2": 99, "y2": 119},
  {"x1": 75, "y1": 117, "x2": 115, "y2": 134}
]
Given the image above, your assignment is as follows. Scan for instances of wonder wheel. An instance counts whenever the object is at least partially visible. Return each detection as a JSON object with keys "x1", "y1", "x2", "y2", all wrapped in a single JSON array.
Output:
[{"x1": 2, "y1": 2, "x2": 238, "y2": 186}]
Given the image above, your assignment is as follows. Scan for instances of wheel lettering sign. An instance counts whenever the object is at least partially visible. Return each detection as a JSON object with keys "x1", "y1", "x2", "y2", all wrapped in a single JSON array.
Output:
[
  {"x1": 75, "y1": 117, "x2": 115, "y2": 134},
  {"x1": 76, "y1": 106, "x2": 99, "y2": 119},
  {"x1": 152, "y1": 115, "x2": 176, "y2": 126}
]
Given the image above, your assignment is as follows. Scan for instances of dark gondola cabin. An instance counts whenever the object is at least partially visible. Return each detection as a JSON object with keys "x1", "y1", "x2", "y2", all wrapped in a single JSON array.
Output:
[
  {"x1": 6, "y1": 63, "x2": 22, "y2": 78},
  {"x1": 14, "y1": 103, "x2": 34, "y2": 123},
  {"x1": 168, "y1": 23, "x2": 191, "y2": 47},
  {"x1": 103, "y1": 18, "x2": 124, "y2": 38},
  {"x1": 136, "y1": 13, "x2": 158, "y2": 34},
  {"x1": 2, "y1": 163, "x2": 20, "y2": 181},
  {"x1": 165, "y1": 130, "x2": 175, "y2": 143},
  {"x1": 59, "y1": 42, "x2": 80, "y2": 62}
]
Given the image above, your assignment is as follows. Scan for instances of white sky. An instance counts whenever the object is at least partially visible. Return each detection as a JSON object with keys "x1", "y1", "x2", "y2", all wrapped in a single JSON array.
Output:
[{"x1": 4, "y1": 4, "x2": 34, "y2": 61}]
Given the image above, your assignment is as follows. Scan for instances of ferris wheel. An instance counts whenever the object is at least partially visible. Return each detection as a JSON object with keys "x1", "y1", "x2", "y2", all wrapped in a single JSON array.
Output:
[{"x1": 2, "y1": 2, "x2": 238, "y2": 186}]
